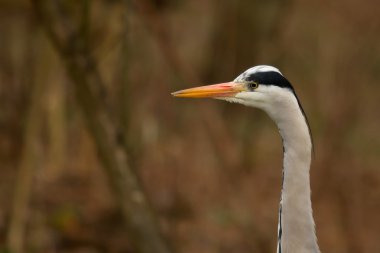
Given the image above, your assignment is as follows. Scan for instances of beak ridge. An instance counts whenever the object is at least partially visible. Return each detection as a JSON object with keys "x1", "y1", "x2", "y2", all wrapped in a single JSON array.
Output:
[{"x1": 172, "y1": 82, "x2": 245, "y2": 98}]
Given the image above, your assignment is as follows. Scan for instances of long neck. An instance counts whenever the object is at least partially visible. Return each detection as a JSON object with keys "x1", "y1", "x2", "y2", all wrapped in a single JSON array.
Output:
[{"x1": 266, "y1": 95, "x2": 320, "y2": 253}]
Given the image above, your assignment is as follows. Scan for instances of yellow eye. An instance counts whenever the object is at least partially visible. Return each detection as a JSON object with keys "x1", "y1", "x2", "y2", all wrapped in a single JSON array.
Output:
[{"x1": 247, "y1": 81, "x2": 259, "y2": 89}]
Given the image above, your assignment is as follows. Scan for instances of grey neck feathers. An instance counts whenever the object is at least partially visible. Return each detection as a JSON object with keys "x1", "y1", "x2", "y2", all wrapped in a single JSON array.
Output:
[{"x1": 268, "y1": 94, "x2": 320, "y2": 253}]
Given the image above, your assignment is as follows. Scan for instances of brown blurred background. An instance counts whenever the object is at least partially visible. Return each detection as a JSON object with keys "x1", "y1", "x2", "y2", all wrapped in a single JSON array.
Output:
[{"x1": 1, "y1": 0, "x2": 380, "y2": 252}]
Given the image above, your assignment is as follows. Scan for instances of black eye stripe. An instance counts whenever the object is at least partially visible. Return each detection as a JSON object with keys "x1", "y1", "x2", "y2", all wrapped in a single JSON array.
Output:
[{"x1": 245, "y1": 71, "x2": 293, "y2": 89}]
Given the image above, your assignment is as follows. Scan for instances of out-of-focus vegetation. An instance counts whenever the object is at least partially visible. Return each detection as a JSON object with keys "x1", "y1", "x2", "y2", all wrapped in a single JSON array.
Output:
[{"x1": 1, "y1": 0, "x2": 380, "y2": 252}]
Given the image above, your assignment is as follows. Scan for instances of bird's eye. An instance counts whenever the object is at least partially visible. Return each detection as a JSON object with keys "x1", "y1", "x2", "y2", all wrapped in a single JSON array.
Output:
[{"x1": 247, "y1": 81, "x2": 259, "y2": 90}]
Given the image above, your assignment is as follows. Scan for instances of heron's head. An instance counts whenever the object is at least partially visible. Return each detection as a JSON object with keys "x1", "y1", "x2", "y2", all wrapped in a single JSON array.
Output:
[
  {"x1": 172, "y1": 65, "x2": 298, "y2": 115},
  {"x1": 172, "y1": 65, "x2": 313, "y2": 146}
]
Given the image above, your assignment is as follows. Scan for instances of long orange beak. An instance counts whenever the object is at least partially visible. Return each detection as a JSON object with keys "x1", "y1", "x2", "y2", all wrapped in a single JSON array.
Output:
[{"x1": 171, "y1": 82, "x2": 246, "y2": 98}]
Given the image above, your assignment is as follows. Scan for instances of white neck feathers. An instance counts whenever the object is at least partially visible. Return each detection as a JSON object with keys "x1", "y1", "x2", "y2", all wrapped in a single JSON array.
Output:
[{"x1": 221, "y1": 83, "x2": 320, "y2": 253}]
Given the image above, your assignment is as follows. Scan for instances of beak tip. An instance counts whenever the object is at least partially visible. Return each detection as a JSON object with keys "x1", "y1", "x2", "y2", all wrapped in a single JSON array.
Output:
[{"x1": 171, "y1": 91, "x2": 179, "y2": 97}]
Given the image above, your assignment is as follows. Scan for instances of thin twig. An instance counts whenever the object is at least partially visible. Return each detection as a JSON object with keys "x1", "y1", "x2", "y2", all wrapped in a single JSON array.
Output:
[{"x1": 7, "y1": 33, "x2": 46, "y2": 253}]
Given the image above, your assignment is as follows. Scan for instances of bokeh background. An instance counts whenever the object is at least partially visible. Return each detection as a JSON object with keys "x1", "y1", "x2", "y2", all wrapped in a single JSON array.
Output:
[{"x1": 1, "y1": 0, "x2": 380, "y2": 252}]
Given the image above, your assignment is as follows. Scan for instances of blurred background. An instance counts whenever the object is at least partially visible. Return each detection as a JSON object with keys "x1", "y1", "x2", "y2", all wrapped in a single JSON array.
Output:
[{"x1": 1, "y1": 0, "x2": 380, "y2": 252}]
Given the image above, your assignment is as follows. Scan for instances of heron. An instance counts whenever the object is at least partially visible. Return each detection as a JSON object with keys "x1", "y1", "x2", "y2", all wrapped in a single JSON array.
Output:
[{"x1": 172, "y1": 65, "x2": 320, "y2": 253}]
